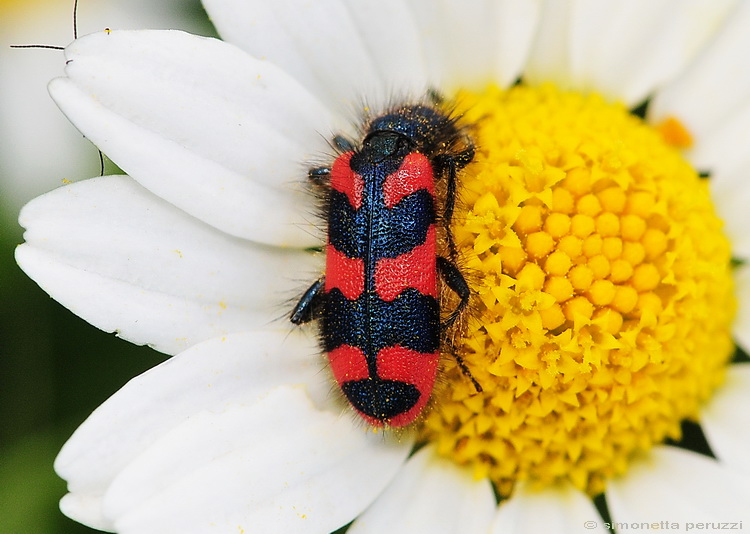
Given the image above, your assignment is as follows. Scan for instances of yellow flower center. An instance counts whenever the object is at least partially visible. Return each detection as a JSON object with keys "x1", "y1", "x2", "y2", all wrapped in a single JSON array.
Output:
[{"x1": 420, "y1": 84, "x2": 736, "y2": 496}]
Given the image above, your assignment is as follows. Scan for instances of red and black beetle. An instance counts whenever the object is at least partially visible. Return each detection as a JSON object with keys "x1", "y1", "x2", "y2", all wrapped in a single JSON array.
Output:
[{"x1": 291, "y1": 101, "x2": 478, "y2": 427}]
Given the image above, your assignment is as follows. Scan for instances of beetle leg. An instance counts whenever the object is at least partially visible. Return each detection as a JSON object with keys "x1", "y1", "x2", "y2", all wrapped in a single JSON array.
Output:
[
  {"x1": 436, "y1": 143, "x2": 474, "y2": 259},
  {"x1": 437, "y1": 258, "x2": 481, "y2": 393},
  {"x1": 333, "y1": 135, "x2": 355, "y2": 152},
  {"x1": 437, "y1": 257, "x2": 469, "y2": 329},
  {"x1": 445, "y1": 339, "x2": 483, "y2": 393},
  {"x1": 307, "y1": 166, "x2": 331, "y2": 186},
  {"x1": 290, "y1": 277, "x2": 326, "y2": 325},
  {"x1": 308, "y1": 135, "x2": 356, "y2": 185},
  {"x1": 443, "y1": 160, "x2": 459, "y2": 258}
]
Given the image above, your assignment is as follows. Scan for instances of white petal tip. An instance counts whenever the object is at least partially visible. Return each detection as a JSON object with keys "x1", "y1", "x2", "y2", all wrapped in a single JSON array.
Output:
[{"x1": 60, "y1": 493, "x2": 114, "y2": 532}]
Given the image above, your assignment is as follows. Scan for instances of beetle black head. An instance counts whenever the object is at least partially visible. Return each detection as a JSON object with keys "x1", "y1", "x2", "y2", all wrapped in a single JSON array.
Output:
[{"x1": 366, "y1": 104, "x2": 459, "y2": 157}]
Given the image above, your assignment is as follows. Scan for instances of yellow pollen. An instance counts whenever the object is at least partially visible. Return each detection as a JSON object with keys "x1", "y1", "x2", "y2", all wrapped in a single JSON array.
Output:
[
  {"x1": 655, "y1": 116, "x2": 694, "y2": 149},
  {"x1": 421, "y1": 84, "x2": 735, "y2": 496}
]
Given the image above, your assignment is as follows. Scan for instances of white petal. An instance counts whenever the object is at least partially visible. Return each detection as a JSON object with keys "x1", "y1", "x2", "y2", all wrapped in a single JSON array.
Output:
[
  {"x1": 616, "y1": 0, "x2": 737, "y2": 105},
  {"x1": 406, "y1": 0, "x2": 493, "y2": 90},
  {"x1": 734, "y1": 268, "x2": 750, "y2": 352},
  {"x1": 343, "y1": 0, "x2": 430, "y2": 99},
  {"x1": 572, "y1": 0, "x2": 735, "y2": 105},
  {"x1": 527, "y1": 0, "x2": 737, "y2": 106},
  {"x1": 17, "y1": 176, "x2": 320, "y2": 354},
  {"x1": 60, "y1": 493, "x2": 113, "y2": 532},
  {"x1": 649, "y1": 1, "x2": 750, "y2": 147},
  {"x1": 523, "y1": 0, "x2": 575, "y2": 88},
  {"x1": 686, "y1": 99, "x2": 750, "y2": 180},
  {"x1": 105, "y1": 386, "x2": 410, "y2": 534},
  {"x1": 348, "y1": 445, "x2": 495, "y2": 534},
  {"x1": 701, "y1": 363, "x2": 750, "y2": 474},
  {"x1": 607, "y1": 446, "x2": 750, "y2": 523},
  {"x1": 565, "y1": 0, "x2": 670, "y2": 97},
  {"x1": 56, "y1": 331, "x2": 330, "y2": 500},
  {"x1": 492, "y1": 0, "x2": 542, "y2": 87},
  {"x1": 51, "y1": 29, "x2": 334, "y2": 247},
  {"x1": 491, "y1": 482, "x2": 607, "y2": 534},
  {"x1": 203, "y1": 0, "x2": 426, "y2": 114},
  {"x1": 712, "y1": 181, "x2": 750, "y2": 262}
]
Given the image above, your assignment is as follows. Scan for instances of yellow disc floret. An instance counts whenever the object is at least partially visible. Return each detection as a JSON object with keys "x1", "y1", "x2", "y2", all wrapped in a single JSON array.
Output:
[{"x1": 421, "y1": 84, "x2": 735, "y2": 496}]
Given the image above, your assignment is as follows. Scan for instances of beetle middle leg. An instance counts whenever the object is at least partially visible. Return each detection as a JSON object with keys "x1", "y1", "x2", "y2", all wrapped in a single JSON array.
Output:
[
  {"x1": 437, "y1": 257, "x2": 481, "y2": 393},
  {"x1": 437, "y1": 257, "x2": 470, "y2": 329}
]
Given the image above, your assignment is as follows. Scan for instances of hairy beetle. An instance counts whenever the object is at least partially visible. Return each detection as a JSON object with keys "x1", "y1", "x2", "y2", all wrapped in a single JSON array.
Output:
[{"x1": 291, "y1": 101, "x2": 477, "y2": 427}]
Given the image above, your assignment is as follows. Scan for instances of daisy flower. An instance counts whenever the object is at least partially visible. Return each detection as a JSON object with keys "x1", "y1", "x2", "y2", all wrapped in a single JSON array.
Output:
[{"x1": 16, "y1": 0, "x2": 750, "y2": 532}]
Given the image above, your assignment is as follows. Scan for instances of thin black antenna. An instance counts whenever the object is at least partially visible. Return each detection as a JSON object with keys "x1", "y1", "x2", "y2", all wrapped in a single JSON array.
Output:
[
  {"x1": 10, "y1": 0, "x2": 77, "y2": 50},
  {"x1": 9, "y1": 44, "x2": 65, "y2": 50}
]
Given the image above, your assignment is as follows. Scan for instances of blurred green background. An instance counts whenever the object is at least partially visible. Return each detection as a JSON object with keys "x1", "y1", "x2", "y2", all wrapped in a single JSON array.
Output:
[{"x1": 1, "y1": 1, "x2": 215, "y2": 532}]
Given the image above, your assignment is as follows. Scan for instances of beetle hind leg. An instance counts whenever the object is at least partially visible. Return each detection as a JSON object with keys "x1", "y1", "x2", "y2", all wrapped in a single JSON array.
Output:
[{"x1": 444, "y1": 339, "x2": 482, "y2": 393}]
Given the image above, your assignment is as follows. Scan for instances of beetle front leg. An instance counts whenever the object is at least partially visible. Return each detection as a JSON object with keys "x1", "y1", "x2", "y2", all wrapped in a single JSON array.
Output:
[
  {"x1": 435, "y1": 143, "x2": 474, "y2": 259},
  {"x1": 308, "y1": 135, "x2": 356, "y2": 186}
]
